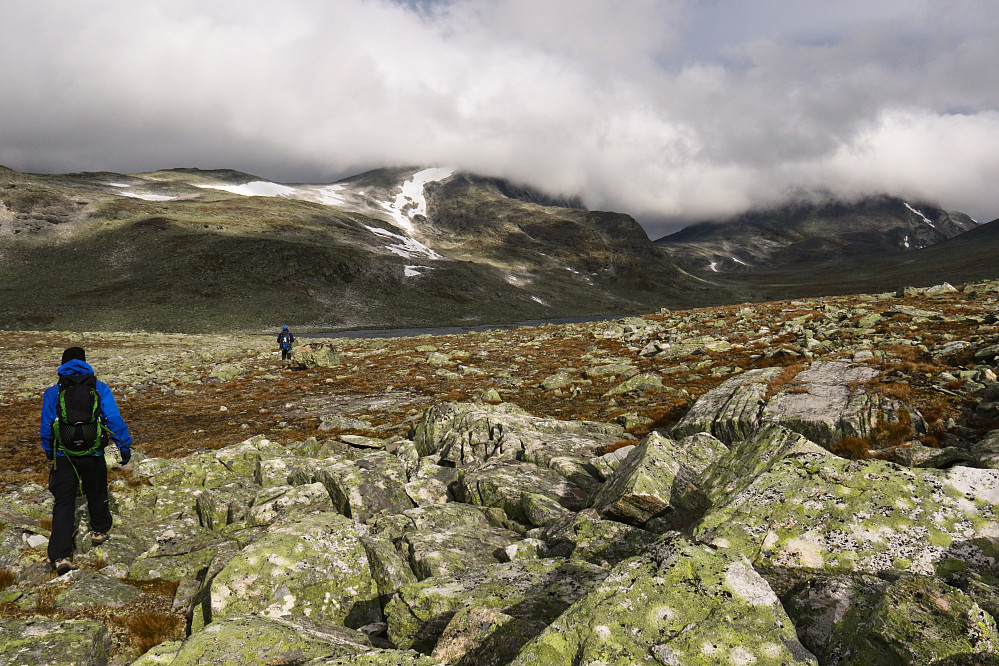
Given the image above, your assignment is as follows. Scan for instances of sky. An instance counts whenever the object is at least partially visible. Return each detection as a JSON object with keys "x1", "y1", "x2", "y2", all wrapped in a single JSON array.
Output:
[{"x1": 2, "y1": 0, "x2": 998, "y2": 237}]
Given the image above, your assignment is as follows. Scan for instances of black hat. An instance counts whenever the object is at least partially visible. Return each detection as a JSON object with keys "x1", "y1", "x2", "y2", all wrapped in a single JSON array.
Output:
[{"x1": 61, "y1": 347, "x2": 86, "y2": 364}]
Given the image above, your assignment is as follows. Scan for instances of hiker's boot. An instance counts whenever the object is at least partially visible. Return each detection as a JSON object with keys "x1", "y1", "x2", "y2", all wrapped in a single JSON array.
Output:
[
  {"x1": 91, "y1": 532, "x2": 109, "y2": 546},
  {"x1": 53, "y1": 558, "x2": 78, "y2": 575}
]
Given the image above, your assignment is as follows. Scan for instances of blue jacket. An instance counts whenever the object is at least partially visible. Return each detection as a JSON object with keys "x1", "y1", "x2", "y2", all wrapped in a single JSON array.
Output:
[{"x1": 40, "y1": 359, "x2": 132, "y2": 457}]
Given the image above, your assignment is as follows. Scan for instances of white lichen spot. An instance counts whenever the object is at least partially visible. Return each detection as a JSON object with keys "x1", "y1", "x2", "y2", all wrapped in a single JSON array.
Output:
[
  {"x1": 785, "y1": 534, "x2": 826, "y2": 568},
  {"x1": 725, "y1": 561, "x2": 780, "y2": 606},
  {"x1": 728, "y1": 646, "x2": 758, "y2": 664},
  {"x1": 595, "y1": 625, "x2": 611, "y2": 641},
  {"x1": 263, "y1": 594, "x2": 296, "y2": 618}
]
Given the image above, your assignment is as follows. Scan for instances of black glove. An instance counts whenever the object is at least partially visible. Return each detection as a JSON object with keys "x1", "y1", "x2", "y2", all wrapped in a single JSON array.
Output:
[
  {"x1": 45, "y1": 451, "x2": 54, "y2": 461},
  {"x1": 119, "y1": 447, "x2": 131, "y2": 465}
]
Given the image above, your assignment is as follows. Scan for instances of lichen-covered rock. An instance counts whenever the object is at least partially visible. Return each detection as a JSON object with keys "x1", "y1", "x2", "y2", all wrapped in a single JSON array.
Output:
[
  {"x1": 305, "y1": 650, "x2": 442, "y2": 665},
  {"x1": 207, "y1": 362, "x2": 244, "y2": 381},
  {"x1": 762, "y1": 360, "x2": 925, "y2": 446},
  {"x1": 0, "y1": 618, "x2": 110, "y2": 666},
  {"x1": 384, "y1": 558, "x2": 607, "y2": 655},
  {"x1": 672, "y1": 362, "x2": 926, "y2": 449},
  {"x1": 431, "y1": 606, "x2": 515, "y2": 666},
  {"x1": 451, "y1": 458, "x2": 586, "y2": 528},
  {"x1": 246, "y1": 482, "x2": 333, "y2": 527},
  {"x1": 785, "y1": 573, "x2": 999, "y2": 665},
  {"x1": 403, "y1": 456, "x2": 457, "y2": 507},
  {"x1": 892, "y1": 443, "x2": 972, "y2": 468},
  {"x1": 205, "y1": 512, "x2": 380, "y2": 627},
  {"x1": 696, "y1": 442, "x2": 999, "y2": 576},
  {"x1": 292, "y1": 341, "x2": 342, "y2": 368},
  {"x1": 369, "y1": 503, "x2": 521, "y2": 581},
  {"x1": 194, "y1": 480, "x2": 261, "y2": 530},
  {"x1": 46, "y1": 570, "x2": 144, "y2": 611},
  {"x1": 125, "y1": 526, "x2": 235, "y2": 608},
  {"x1": 411, "y1": 402, "x2": 622, "y2": 467},
  {"x1": 590, "y1": 431, "x2": 727, "y2": 528},
  {"x1": 671, "y1": 367, "x2": 783, "y2": 442},
  {"x1": 698, "y1": 424, "x2": 828, "y2": 508},
  {"x1": 542, "y1": 509, "x2": 658, "y2": 566},
  {"x1": 359, "y1": 534, "x2": 419, "y2": 605},
  {"x1": 973, "y1": 430, "x2": 999, "y2": 469},
  {"x1": 510, "y1": 532, "x2": 816, "y2": 665},
  {"x1": 289, "y1": 454, "x2": 414, "y2": 523},
  {"x1": 602, "y1": 372, "x2": 665, "y2": 397},
  {"x1": 157, "y1": 614, "x2": 372, "y2": 665}
]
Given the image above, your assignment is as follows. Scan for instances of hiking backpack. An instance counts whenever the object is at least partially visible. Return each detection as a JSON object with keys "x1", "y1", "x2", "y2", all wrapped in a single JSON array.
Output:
[{"x1": 52, "y1": 374, "x2": 107, "y2": 456}]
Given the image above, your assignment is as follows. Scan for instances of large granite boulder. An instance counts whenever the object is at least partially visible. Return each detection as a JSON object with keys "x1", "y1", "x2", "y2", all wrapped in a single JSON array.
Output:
[
  {"x1": 785, "y1": 573, "x2": 999, "y2": 665},
  {"x1": 198, "y1": 512, "x2": 381, "y2": 628},
  {"x1": 411, "y1": 402, "x2": 623, "y2": 467},
  {"x1": 671, "y1": 367, "x2": 783, "y2": 442},
  {"x1": 510, "y1": 533, "x2": 817, "y2": 665},
  {"x1": 695, "y1": 438, "x2": 999, "y2": 576},
  {"x1": 0, "y1": 619, "x2": 110, "y2": 666},
  {"x1": 370, "y1": 503, "x2": 522, "y2": 581},
  {"x1": 289, "y1": 453, "x2": 414, "y2": 523},
  {"x1": 451, "y1": 458, "x2": 587, "y2": 528},
  {"x1": 384, "y1": 558, "x2": 607, "y2": 658},
  {"x1": 762, "y1": 360, "x2": 925, "y2": 446},
  {"x1": 672, "y1": 361, "x2": 925, "y2": 448},
  {"x1": 133, "y1": 614, "x2": 397, "y2": 666},
  {"x1": 590, "y1": 431, "x2": 728, "y2": 528}
]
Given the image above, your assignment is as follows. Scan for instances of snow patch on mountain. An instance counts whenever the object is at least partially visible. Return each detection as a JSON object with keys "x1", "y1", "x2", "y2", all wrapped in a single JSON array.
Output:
[
  {"x1": 197, "y1": 181, "x2": 297, "y2": 197},
  {"x1": 118, "y1": 191, "x2": 178, "y2": 202},
  {"x1": 364, "y1": 225, "x2": 441, "y2": 260},
  {"x1": 108, "y1": 182, "x2": 178, "y2": 201},
  {"x1": 904, "y1": 202, "x2": 937, "y2": 230},
  {"x1": 379, "y1": 167, "x2": 455, "y2": 235}
]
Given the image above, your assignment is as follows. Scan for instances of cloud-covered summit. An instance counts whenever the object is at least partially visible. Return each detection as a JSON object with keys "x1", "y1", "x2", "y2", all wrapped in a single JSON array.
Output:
[{"x1": 2, "y1": 0, "x2": 997, "y2": 236}]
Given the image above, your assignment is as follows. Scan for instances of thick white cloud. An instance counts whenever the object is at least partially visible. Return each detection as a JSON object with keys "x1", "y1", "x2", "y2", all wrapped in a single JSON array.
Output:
[{"x1": 1, "y1": 0, "x2": 997, "y2": 236}]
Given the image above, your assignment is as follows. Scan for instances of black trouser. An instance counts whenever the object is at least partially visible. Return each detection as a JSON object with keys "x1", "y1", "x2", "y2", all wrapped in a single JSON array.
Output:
[
  {"x1": 47, "y1": 455, "x2": 111, "y2": 562},
  {"x1": 281, "y1": 348, "x2": 291, "y2": 360}
]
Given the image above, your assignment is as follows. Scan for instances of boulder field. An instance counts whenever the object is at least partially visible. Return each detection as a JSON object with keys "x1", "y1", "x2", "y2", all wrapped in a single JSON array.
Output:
[{"x1": 0, "y1": 281, "x2": 998, "y2": 664}]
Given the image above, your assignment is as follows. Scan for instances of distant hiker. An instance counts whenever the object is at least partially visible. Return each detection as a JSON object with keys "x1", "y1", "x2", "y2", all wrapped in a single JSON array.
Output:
[
  {"x1": 277, "y1": 325, "x2": 296, "y2": 361},
  {"x1": 39, "y1": 347, "x2": 132, "y2": 575}
]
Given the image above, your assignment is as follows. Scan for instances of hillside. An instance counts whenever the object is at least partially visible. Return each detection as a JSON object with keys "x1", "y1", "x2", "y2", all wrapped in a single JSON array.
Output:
[
  {"x1": 0, "y1": 166, "x2": 687, "y2": 333},
  {"x1": 0, "y1": 281, "x2": 998, "y2": 663},
  {"x1": 656, "y1": 194, "x2": 979, "y2": 273},
  {"x1": 667, "y1": 216, "x2": 999, "y2": 306}
]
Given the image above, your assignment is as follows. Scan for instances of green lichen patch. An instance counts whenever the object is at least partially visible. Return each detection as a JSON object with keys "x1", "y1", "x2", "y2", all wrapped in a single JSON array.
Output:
[
  {"x1": 786, "y1": 573, "x2": 999, "y2": 664},
  {"x1": 207, "y1": 512, "x2": 380, "y2": 628},
  {"x1": 155, "y1": 614, "x2": 372, "y2": 665},
  {"x1": 696, "y1": 444, "x2": 999, "y2": 575},
  {"x1": 384, "y1": 558, "x2": 607, "y2": 654},
  {"x1": 510, "y1": 533, "x2": 816, "y2": 665}
]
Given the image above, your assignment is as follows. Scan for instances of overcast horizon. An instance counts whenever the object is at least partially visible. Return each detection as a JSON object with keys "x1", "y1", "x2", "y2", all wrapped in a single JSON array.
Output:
[{"x1": 2, "y1": 0, "x2": 998, "y2": 236}]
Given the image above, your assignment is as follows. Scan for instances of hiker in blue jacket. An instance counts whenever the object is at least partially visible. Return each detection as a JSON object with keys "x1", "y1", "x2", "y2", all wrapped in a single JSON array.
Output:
[
  {"x1": 40, "y1": 347, "x2": 132, "y2": 575},
  {"x1": 277, "y1": 325, "x2": 296, "y2": 361}
]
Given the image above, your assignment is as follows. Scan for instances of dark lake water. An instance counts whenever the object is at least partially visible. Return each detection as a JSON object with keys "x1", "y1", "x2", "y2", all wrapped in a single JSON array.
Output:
[{"x1": 294, "y1": 316, "x2": 623, "y2": 340}]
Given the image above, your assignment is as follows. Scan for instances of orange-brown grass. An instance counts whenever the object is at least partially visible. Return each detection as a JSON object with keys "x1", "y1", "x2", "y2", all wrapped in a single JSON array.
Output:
[
  {"x1": 919, "y1": 435, "x2": 941, "y2": 448},
  {"x1": 764, "y1": 363, "x2": 806, "y2": 400},
  {"x1": 595, "y1": 440, "x2": 640, "y2": 456},
  {"x1": 123, "y1": 611, "x2": 184, "y2": 655},
  {"x1": 0, "y1": 569, "x2": 15, "y2": 589},
  {"x1": 830, "y1": 437, "x2": 869, "y2": 459},
  {"x1": 878, "y1": 383, "x2": 913, "y2": 401},
  {"x1": 871, "y1": 408, "x2": 916, "y2": 448}
]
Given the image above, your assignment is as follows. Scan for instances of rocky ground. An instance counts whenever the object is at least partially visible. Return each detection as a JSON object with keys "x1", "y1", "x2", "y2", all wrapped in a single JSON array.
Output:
[{"x1": 0, "y1": 280, "x2": 998, "y2": 664}]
